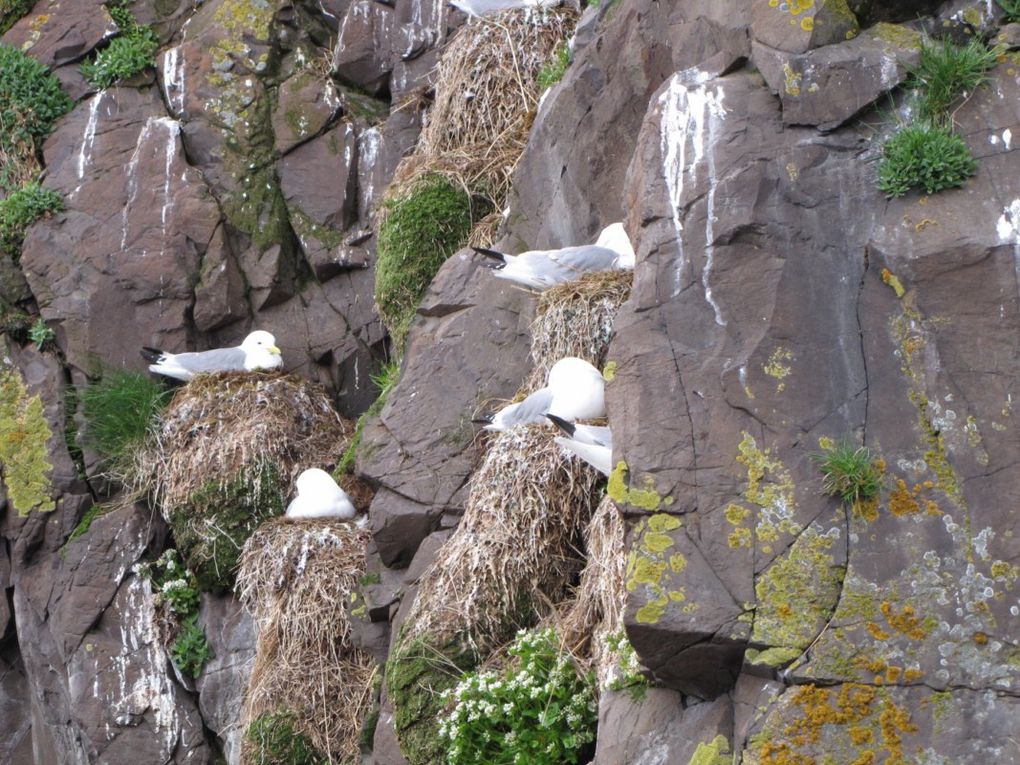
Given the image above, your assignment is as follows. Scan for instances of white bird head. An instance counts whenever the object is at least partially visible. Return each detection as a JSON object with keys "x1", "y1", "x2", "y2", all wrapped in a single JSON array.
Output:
[
  {"x1": 240, "y1": 330, "x2": 283, "y2": 372},
  {"x1": 294, "y1": 467, "x2": 341, "y2": 496},
  {"x1": 594, "y1": 222, "x2": 635, "y2": 268}
]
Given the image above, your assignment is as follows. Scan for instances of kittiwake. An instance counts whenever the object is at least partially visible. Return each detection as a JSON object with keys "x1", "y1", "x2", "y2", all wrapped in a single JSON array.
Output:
[
  {"x1": 285, "y1": 468, "x2": 357, "y2": 520},
  {"x1": 140, "y1": 330, "x2": 283, "y2": 381},
  {"x1": 548, "y1": 414, "x2": 611, "y2": 476},
  {"x1": 472, "y1": 221, "x2": 634, "y2": 290}
]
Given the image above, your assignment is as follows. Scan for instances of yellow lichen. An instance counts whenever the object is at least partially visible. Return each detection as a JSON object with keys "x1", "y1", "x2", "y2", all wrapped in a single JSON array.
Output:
[
  {"x1": 881, "y1": 268, "x2": 905, "y2": 298},
  {"x1": 0, "y1": 367, "x2": 55, "y2": 516},
  {"x1": 608, "y1": 461, "x2": 665, "y2": 510},
  {"x1": 602, "y1": 361, "x2": 617, "y2": 381}
]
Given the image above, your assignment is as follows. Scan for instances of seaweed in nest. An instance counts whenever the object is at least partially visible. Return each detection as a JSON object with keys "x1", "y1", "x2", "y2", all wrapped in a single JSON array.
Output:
[
  {"x1": 524, "y1": 269, "x2": 633, "y2": 392},
  {"x1": 237, "y1": 518, "x2": 377, "y2": 764},
  {"x1": 134, "y1": 371, "x2": 357, "y2": 591}
]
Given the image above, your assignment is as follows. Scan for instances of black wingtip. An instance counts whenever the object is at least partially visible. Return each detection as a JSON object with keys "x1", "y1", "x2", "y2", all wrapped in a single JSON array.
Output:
[
  {"x1": 471, "y1": 246, "x2": 507, "y2": 269},
  {"x1": 471, "y1": 414, "x2": 494, "y2": 425},
  {"x1": 140, "y1": 346, "x2": 164, "y2": 363},
  {"x1": 545, "y1": 413, "x2": 575, "y2": 436}
]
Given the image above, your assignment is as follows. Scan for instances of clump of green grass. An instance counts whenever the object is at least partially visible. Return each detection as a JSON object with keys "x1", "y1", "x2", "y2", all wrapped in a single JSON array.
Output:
[
  {"x1": 375, "y1": 175, "x2": 480, "y2": 350},
  {"x1": 0, "y1": 182, "x2": 63, "y2": 255},
  {"x1": 80, "y1": 1, "x2": 158, "y2": 88},
  {"x1": 0, "y1": 44, "x2": 73, "y2": 182},
  {"x1": 537, "y1": 43, "x2": 570, "y2": 90},
  {"x1": 335, "y1": 359, "x2": 400, "y2": 476},
  {"x1": 28, "y1": 317, "x2": 54, "y2": 350},
  {"x1": 812, "y1": 440, "x2": 883, "y2": 505},
  {"x1": 245, "y1": 712, "x2": 326, "y2": 765},
  {"x1": 80, "y1": 368, "x2": 170, "y2": 475},
  {"x1": 911, "y1": 38, "x2": 998, "y2": 123},
  {"x1": 0, "y1": 0, "x2": 35, "y2": 36},
  {"x1": 877, "y1": 123, "x2": 977, "y2": 197},
  {"x1": 997, "y1": 0, "x2": 1020, "y2": 23}
]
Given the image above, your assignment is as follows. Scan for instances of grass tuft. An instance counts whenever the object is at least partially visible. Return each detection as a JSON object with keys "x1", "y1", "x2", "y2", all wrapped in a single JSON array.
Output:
[
  {"x1": 537, "y1": 43, "x2": 571, "y2": 91},
  {"x1": 911, "y1": 38, "x2": 997, "y2": 123},
  {"x1": 80, "y1": 368, "x2": 170, "y2": 479},
  {"x1": 80, "y1": 1, "x2": 158, "y2": 88},
  {"x1": 812, "y1": 440, "x2": 883, "y2": 505},
  {"x1": 0, "y1": 182, "x2": 63, "y2": 256},
  {"x1": 374, "y1": 175, "x2": 479, "y2": 349},
  {"x1": 877, "y1": 123, "x2": 977, "y2": 197},
  {"x1": 999, "y1": 0, "x2": 1020, "y2": 22}
]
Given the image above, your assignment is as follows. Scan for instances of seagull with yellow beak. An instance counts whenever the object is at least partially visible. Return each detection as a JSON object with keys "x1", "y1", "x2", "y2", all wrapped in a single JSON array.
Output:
[{"x1": 140, "y1": 330, "x2": 283, "y2": 381}]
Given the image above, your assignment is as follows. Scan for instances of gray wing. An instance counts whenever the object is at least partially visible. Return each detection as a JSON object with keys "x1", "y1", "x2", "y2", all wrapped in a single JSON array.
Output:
[
  {"x1": 548, "y1": 245, "x2": 619, "y2": 273},
  {"x1": 498, "y1": 388, "x2": 554, "y2": 429},
  {"x1": 169, "y1": 346, "x2": 247, "y2": 373},
  {"x1": 573, "y1": 424, "x2": 612, "y2": 447}
]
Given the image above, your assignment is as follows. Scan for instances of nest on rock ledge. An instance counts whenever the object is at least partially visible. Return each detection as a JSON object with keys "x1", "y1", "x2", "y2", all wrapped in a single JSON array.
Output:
[
  {"x1": 388, "y1": 6, "x2": 578, "y2": 213},
  {"x1": 525, "y1": 268, "x2": 633, "y2": 391},
  {"x1": 237, "y1": 518, "x2": 376, "y2": 765},
  {"x1": 134, "y1": 371, "x2": 360, "y2": 592}
]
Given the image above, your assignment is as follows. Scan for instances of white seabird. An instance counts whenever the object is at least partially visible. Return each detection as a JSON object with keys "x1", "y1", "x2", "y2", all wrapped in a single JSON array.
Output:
[
  {"x1": 474, "y1": 357, "x2": 605, "y2": 432},
  {"x1": 449, "y1": 0, "x2": 559, "y2": 17},
  {"x1": 285, "y1": 468, "x2": 357, "y2": 520},
  {"x1": 548, "y1": 414, "x2": 611, "y2": 476},
  {"x1": 140, "y1": 330, "x2": 283, "y2": 381},
  {"x1": 472, "y1": 221, "x2": 634, "y2": 290}
]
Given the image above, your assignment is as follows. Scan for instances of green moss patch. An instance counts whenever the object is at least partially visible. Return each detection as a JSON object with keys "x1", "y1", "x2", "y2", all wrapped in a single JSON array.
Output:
[
  {"x1": 374, "y1": 174, "x2": 480, "y2": 350},
  {"x1": 0, "y1": 182, "x2": 63, "y2": 256},
  {"x1": 245, "y1": 712, "x2": 326, "y2": 765},
  {"x1": 0, "y1": 365, "x2": 55, "y2": 515}
]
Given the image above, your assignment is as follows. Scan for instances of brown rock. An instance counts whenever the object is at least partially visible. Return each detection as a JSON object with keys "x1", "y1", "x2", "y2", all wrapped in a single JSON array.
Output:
[
  {"x1": 750, "y1": 0, "x2": 860, "y2": 54},
  {"x1": 272, "y1": 68, "x2": 344, "y2": 155},
  {"x1": 1, "y1": 0, "x2": 115, "y2": 67},
  {"x1": 332, "y1": 0, "x2": 396, "y2": 95}
]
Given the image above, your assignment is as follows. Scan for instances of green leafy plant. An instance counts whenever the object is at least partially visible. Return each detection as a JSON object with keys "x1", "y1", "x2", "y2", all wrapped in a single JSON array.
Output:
[
  {"x1": 375, "y1": 175, "x2": 481, "y2": 349},
  {"x1": 812, "y1": 440, "x2": 883, "y2": 505},
  {"x1": 439, "y1": 627, "x2": 597, "y2": 765},
  {"x1": 81, "y1": 368, "x2": 169, "y2": 473},
  {"x1": 170, "y1": 614, "x2": 213, "y2": 677},
  {"x1": 245, "y1": 712, "x2": 325, "y2": 765},
  {"x1": 537, "y1": 43, "x2": 570, "y2": 90},
  {"x1": 135, "y1": 548, "x2": 201, "y2": 616},
  {"x1": 79, "y1": 2, "x2": 158, "y2": 88},
  {"x1": 998, "y1": 0, "x2": 1020, "y2": 23},
  {"x1": 0, "y1": 44, "x2": 73, "y2": 185},
  {"x1": 335, "y1": 359, "x2": 401, "y2": 476},
  {"x1": 877, "y1": 123, "x2": 977, "y2": 197},
  {"x1": 0, "y1": 0, "x2": 35, "y2": 36},
  {"x1": 0, "y1": 182, "x2": 63, "y2": 255},
  {"x1": 28, "y1": 317, "x2": 54, "y2": 350},
  {"x1": 604, "y1": 630, "x2": 649, "y2": 700},
  {"x1": 911, "y1": 38, "x2": 997, "y2": 122}
]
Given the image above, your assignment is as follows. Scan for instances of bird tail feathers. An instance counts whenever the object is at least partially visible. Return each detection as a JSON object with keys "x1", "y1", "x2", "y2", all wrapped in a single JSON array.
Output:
[{"x1": 472, "y1": 247, "x2": 507, "y2": 269}]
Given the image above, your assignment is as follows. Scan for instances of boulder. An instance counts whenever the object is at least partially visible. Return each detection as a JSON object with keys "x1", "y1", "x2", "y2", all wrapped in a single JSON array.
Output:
[
  {"x1": 1, "y1": 0, "x2": 115, "y2": 67},
  {"x1": 750, "y1": 0, "x2": 860, "y2": 54}
]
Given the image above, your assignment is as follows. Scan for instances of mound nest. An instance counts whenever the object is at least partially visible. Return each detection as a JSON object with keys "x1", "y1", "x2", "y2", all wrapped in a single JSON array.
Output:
[
  {"x1": 559, "y1": 495, "x2": 628, "y2": 690},
  {"x1": 389, "y1": 7, "x2": 577, "y2": 208},
  {"x1": 404, "y1": 424, "x2": 603, "y2": 648},
  {"x1": 524, "y1": 269, "x2": 633, "y2": 391},
  {"x1": 134, "y1": 371, "x2": 355, "y2": 591},
  {"x1": 237, "y1": 518, "x2": 376, "y2": 763}
]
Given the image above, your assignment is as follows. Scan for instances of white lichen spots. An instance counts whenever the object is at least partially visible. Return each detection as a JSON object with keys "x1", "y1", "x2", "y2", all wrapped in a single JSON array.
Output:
[
  {"x1": 972, "y1": 527, "x2": 995, "y2": 561},
  {"x1": 657, "y1": 73, "x2": 728, "y2": 323},
  {"x1": 162, "y1": 45, "x2": 187, "y2": 116}
]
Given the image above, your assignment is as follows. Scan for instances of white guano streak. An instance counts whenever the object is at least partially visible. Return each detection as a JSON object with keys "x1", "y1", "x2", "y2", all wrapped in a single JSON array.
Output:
[
  {"x1": 997, "y1": 198, "x2": 1020, "y2": 297},
  {"x1": 121, "y1": 118, "x2": 181, "y2": 255},
  {"x1": 162, "y1": 46, "x2": 187, "y2": 116},
  {"x1": 658, "y1": 75, "x2": 728, "y2": 323},
  {"x1": 74, "y1": 91, "x2": 106, "y2": 199}
]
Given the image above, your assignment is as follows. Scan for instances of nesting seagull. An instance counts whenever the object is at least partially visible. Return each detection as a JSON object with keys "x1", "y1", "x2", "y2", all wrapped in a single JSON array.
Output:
[
  {"x1": 448, "y1": 0, "x2": 559, "y2": 16},
  {"x1": 140, "y1": 330, "x2": 283, "y2": 381},
  {"x1": 472, "y1": 222, "x2": 635, "y2": 291},
  {"x1": 474, "y1": 357, "x2": 605, "y2": 432},
  {"x1": 285, "y1": 468, "x2": 357, "y2": 520},
  {"x1": 548, "y1": 414, "x2": 611, "y2": 476}
]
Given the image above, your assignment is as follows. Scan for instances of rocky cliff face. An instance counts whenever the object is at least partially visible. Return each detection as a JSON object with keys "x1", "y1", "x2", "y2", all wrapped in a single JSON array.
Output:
[{"x1": 3, "y1": 0, "x2": 1020, "y2": 762}]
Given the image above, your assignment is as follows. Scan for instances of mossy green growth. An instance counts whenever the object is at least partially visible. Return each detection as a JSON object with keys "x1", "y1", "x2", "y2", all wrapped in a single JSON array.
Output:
[
  {"x1": 65, "y1": 502, "x2": 114, "y2": 545},
  {"x1": 0, "y1": 182, "x2": 63, "y2": 256},
  {"x1": 688, "y1": 735, "x2": 731, "y2": 765},
  {"x1": 81, "y1": 368, "x2": 169, "y2": 477},
  {"x1": 245, "y1": 712, "x2": 326, "y2": 765},
  {"x1": 0, "y1": 0, "x2": 34, "y2": 35},
  {"x1": 168, "y1": 460, "x2": 285, "y2": 592},
  {"x1": 536, "y1": 42, "x2": 570, "y2": 90},
  {"x1": 375, "y1": 175, "x2": 480, "y2": 350},
  {"x1": 607, "y1": 461, "x2": 664, "y2": 510},
  {"x1": 385, "y1": 632, "x2": 478, "y2": 765},
  {"x1": 0, "y1": 365, "x2": 55, "y2": 515},
  {"x1": 745, "y1": 646, "x2": 804, "y2": 668},
  {"x1": 752, "y1": 526, "x2": 845, "y2": 661},
  {"x1": 335, "y1": 359, "x2": 400, "y2": 476}
]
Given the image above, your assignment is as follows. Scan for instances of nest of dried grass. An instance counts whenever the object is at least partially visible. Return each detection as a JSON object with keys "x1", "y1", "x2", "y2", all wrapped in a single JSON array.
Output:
[
  {"x1": 524, "y1": 269, "x2": 633, "y2": 391},
  {"x1": 558, "y1": 495, "x2": 628, "y2": 690},
  {"x1": 404, "y1": 424, "x2": 603, "y2": 650},
  {"x1": 134, "y1": 371, "x2": 355, "y2": 590},
  {"x1": 388, "y1": 7, "x2": 577, "y2": 209},
  {"x1": 237, "y1": 517, "x2": 376, "y2": 763}
]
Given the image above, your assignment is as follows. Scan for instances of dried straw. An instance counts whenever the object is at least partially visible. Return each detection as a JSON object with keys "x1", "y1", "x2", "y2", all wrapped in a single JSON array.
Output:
[
  {"x1": 135, "y1": 371, "x2": 353, "y2": 511},
  {"x1": 237, "y1": 518, "x2": 376, "y2": 763},
  {"x1": 524, "y1": 269, "x2": 633, "y2": 391},
  {"x1": 404, "y1": 424, "x2": 603, "y2": 651}
]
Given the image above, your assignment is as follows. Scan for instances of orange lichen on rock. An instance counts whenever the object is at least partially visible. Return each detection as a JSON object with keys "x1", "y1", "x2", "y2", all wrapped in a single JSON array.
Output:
[{"x1": 879, "y1": 602, "x2": 929, "y2": 640}]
